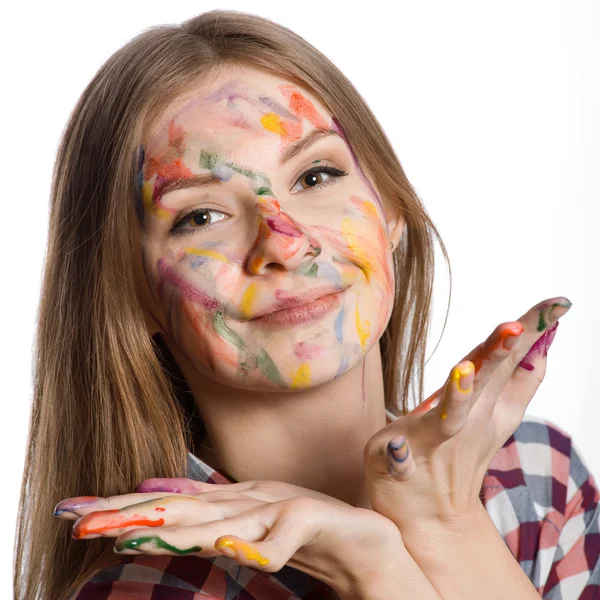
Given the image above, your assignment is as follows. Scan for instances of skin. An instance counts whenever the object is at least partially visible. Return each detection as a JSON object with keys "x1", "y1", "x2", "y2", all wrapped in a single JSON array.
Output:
[{"x1": 134, "y1": 64, "x2": 405, "y2": 508}]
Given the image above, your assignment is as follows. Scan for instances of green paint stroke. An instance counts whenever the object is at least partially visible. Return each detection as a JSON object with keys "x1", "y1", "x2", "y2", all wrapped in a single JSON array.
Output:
[
  {"x1": 256, "y1": 349, "x2": 286, "y2": 387},
  {"x1": 116, "y1": 535, "x2": 202, "y2": 555},
  {"x1": 199, "y1": 149, "x2": 271, "y2": 186},
  {"x1": 213, "y1": 311, "x2": 246, "y2": 350},
  {"x1": 255, "y1": 186, "x2": 274, "y2": 197},
  {"x1": 538, "y1": 301, "x2": 572, "y2": 331},
  {"x1": 299, "y1": 262, "x2": 319, "y2": 277},
  {"x1": 213, "y1": 312, "x2": 286, "y2": 387}
]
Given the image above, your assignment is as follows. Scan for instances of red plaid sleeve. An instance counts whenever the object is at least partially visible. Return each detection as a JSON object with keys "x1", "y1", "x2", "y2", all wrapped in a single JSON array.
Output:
[{"x1": 482, "y1": 415, "x2": 600, "y2": 599}]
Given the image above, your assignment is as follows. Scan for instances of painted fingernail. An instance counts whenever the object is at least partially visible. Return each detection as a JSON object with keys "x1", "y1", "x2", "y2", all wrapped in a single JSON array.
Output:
[
  {"x1": 452, "y1": 363, "x2": 474, "y2": 393},
  {"x1": 387, "y1": 436, "x2": 410, "y2": 474},
  {"x1": 53, "y1": 496, "x2": 99, "y2": 516},
  {"x1": 502, "y1": 328, "x2": 524, "y2": 351},
  {"x1": 547, "y1": 301, "x2": 572, "y2": 324},
  {"x1": 537, "y1": 297, "x2": 572, "y2": 329},
  {"x1": 215, "y1": 539, "x2": 238, "y2": 559}
]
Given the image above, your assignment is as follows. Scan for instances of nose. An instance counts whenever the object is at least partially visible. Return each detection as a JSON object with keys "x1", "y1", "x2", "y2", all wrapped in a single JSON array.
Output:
[{"x1": 246, "y1": 202, "x2": 320, "y2": 275}]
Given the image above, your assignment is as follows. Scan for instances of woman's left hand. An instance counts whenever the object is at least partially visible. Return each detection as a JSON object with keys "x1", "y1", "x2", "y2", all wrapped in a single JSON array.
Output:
[
  {"x1": 53, "y1": 478, "x2": 406, "y2": 597},
  {"x1": 363, "y1": 296, "x2": 572, "y2": 538}
]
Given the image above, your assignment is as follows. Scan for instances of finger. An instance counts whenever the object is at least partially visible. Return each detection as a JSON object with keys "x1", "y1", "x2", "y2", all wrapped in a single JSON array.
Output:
[
  {"x1": 72, "y1": 496, "x2": 264, "y2": 539},
  {"x1": 135, "y1": 477, "x2": 255, "y2": 494},
  {"x1": 477, "y1": 296, "x2": 571, "y2": 401},
  {"x1": 496, "y1": 320, "x2": 557, "y2": 416},
  {"x1": 54, "y1": 492, "x2": 191, "y2": 519},
  {"x1": 460, "y1": 321, "x2": 524, "y2": 400},
  {"x1": 215, "y1": 499, "x2": 322, "y2": 573},
  {"x1": 113, "y1": 498, "x2": 320, "y2": 574},
  {"x1": 432, "y1": 360, "x2": 475, "y2": 439}
]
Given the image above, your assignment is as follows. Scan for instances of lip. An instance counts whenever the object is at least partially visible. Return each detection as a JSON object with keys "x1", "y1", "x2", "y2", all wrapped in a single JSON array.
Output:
[{"x1": 248, "y1": 289, "x2": 345, "y2": 328}]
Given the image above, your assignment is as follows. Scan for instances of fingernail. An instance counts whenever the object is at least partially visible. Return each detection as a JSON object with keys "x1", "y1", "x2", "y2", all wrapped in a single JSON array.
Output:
[
  {"x1": 53, "y1": 497, "x2": 99, "y2": 515},
  {"x1": 452, "y1": 364, "x2": 474, "y2": 393},
  {"x1": 215, "y1": 540, "x2": 238, "y2": 560},
  {"x1": 546, "y1": 298, "x2": 572, "y2": 325},
  {"x1": 53, "y1": 508, "x2": 80, "y2": 518},
  {"x1": 387, "y1": 437, "x2": 410, "y2": 474}
]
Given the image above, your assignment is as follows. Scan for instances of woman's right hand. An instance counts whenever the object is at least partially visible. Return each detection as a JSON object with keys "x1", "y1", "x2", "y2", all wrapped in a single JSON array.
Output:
[{"x1": 54, "y1": 479, "x2": 441, "y2": 599}]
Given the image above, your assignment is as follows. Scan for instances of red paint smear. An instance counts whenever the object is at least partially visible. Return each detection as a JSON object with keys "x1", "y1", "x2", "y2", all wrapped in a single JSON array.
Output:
[
  {"x1": 73, "y1": 509, "x2": 165, "y2": 538},
  {"x1": 266, "y1": 216, "x2": 302, "y2": 237},
  {"x1": 280, "y1": 85, "x2": 329, "y2": 130},
  {"x1": 294, "y1": 342, "x2": 325, "y2": 360},
  {"x1": 155, "y1": 507, "x2": 166, "y2": 512},
  {"x1": 156, "y1": 258, "x2": 220, "y2": 311}
]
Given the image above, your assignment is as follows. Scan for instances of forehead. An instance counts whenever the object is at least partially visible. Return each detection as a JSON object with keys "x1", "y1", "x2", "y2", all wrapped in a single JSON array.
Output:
[{"x1": 144, "y1": 66, "x2": 335, "y2": 164}]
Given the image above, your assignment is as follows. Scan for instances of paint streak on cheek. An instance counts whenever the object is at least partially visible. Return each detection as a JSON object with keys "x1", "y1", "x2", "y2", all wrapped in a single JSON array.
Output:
[
  {"x1": 291, "y1": 363, "x2": 311, "y2": 388},
  {"x1": 294, "y1": 342, "x2": 326, "y2": 360},
  {"x1": 155, "y1": 258, "x2": 239, "y2": 373}
]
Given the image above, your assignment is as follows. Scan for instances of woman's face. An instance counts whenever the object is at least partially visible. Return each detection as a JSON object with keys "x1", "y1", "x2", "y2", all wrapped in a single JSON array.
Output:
[{"x1": 136, "y1": 66, "x2": 398, "y2": 391}]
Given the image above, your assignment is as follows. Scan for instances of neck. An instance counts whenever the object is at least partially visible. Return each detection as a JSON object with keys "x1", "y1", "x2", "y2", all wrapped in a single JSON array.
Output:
[{"x1": 166, "y1": 339, "x2": 389, "y2": 509}]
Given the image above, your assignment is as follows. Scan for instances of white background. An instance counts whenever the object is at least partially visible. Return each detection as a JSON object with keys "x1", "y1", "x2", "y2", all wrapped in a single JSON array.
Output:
[{"x1": 2, "y1": 1, "x2": 599, "y2": 594}]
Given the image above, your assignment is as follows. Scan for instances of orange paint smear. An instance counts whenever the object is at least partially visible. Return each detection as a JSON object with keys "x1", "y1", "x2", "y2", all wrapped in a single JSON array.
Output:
[
  {"x1": 409, "y1": 323, "x2": 524, "y2": 416},
  {"x1": 469, "y1": 322, "x2": 525, "y2": 374},
  {"x1": 73, "y1": 509, "x2": 165, "y2": 539}
]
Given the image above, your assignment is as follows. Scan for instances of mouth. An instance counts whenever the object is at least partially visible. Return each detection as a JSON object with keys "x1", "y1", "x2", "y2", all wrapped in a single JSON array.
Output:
[{"x1": 247, "y1": 288, "x2": 345, "y2": 328}]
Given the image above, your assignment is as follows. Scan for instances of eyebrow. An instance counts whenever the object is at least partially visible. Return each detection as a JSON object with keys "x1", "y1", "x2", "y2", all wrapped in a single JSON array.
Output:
[
  {"x1": 155, "y1": 127, "x2": 339, "y2": 198},
  {"x1": 279, "y1": 128, "x2": 338, "y2": 164}
]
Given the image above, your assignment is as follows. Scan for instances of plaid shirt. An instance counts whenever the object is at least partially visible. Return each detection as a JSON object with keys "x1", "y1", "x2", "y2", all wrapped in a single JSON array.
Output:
[{"x1": 73, "y1": 415, "x2": 600, "y2": 599}]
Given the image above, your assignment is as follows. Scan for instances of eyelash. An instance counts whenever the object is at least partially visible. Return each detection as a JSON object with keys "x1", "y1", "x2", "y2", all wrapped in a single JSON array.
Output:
[{"x1": 169, "y1": 165, "x2": 348, "y2": 236}]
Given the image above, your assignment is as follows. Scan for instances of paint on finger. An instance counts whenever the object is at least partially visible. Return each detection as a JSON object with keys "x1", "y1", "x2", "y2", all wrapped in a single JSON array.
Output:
[
  {"x1": 215, "y1": 537, "x2": 270, "y2": 566},
  {"x1": 518, "y1": 321, "x2": 559, "y2": 371},
  {"x1": 114, "y1": 535, "x2": 202, "y2": 555},
  {"x1": 387, "y1": 437, "x2": 410, "y2": 474}
]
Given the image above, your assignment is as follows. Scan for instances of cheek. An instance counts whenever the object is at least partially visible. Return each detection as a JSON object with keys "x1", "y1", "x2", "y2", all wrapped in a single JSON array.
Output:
[{"x1": 150, "y1": 251, "x2": 244, "y2": 375}]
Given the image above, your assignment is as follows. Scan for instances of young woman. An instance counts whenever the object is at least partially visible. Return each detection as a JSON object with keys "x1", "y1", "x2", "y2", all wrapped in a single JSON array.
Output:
[{"x1": 14, "y1": 9, "x2": 599, "y2": 600}]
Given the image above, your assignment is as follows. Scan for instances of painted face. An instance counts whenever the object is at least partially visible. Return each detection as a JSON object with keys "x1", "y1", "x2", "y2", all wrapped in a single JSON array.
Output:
[{"x1": 136, "y1": 66, "x2": 396, "y2": 391}]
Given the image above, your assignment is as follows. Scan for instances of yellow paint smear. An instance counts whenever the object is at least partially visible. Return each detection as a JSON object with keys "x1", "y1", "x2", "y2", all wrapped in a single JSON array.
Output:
[
  {"x1": 362, "y1": 201, "x2": 378, "y2": 219},
  {"x1": 143, "y1": 181, "x2": 172, "y2": 220},
  {"x1": 355, "y1": 302, "x2": 371, "y2": 348},
  {"x1": 184, "y1": 247, "x2": 231, "y2": 264},
  {"x1": 291, "y1": 363, "x2": 311, "y2": 388},
  {"x1": 342, "y1": 218, "x2": 373, "y2": 280},
  {"x1": 240, "y1": 283, "x2": 257, "y2": 318},
  {"x1": 215, "y1": 538, "x2": 270, "y2": 566},
  {"x1": 260, "y1": 112, "x2": 285, "y2": 136}
]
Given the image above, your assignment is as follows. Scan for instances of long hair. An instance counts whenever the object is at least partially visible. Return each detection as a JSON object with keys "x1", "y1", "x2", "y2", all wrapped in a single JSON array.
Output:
[{"x1": 13, "y1": 9, "x2": 450, "y2": 599}]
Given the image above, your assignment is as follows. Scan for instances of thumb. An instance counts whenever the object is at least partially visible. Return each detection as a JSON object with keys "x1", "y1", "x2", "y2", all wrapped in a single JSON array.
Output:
[{"x1": 364, "y1": 428, "x2": 417, "y2": 482}]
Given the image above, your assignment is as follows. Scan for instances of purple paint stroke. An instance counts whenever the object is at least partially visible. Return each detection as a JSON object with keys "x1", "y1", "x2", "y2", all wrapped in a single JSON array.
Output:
[
  {"x1": 266, "y1": 216, "x2": 302, "y2": 237},
  {"x1": 258, "y1": 96, "x2": 301, "y2": 121},
  {"x1": 156, "y1": 257, "x2": 220, "y2": 311},
  {"x1": 331, "y1": 116, "x2": 385, "y2": 213},
  {"x1": 136, "y1": 478, "x2": 201, "y2": 495},
  {"x1": 518, "y1": 321, "x2": 559, "y2": 371}
]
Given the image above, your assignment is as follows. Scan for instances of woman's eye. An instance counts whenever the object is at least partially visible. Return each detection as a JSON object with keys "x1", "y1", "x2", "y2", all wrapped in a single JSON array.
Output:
[
  {"x1": 290, "y1": 166, "x2": 347, "y2": 195},
  {"x1": 170, "y1": 209, "x2": 228, "y2": 236}
]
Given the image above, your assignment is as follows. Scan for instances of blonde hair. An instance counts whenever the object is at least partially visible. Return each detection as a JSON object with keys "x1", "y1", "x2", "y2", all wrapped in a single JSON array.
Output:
[{"x1": 13, "y1": 9, "x2": 450, "y2": 599}]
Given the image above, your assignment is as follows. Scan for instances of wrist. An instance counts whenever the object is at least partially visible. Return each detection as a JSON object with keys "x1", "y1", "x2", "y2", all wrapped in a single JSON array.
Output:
[{"x1": 335, "y1": 543, "x2": 442, "y2": 600}]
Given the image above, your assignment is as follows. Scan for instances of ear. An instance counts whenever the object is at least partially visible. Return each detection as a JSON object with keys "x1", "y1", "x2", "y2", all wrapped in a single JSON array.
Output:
[{"x1": 386, "y1": 207, "x2": 406, "y2": 252}]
